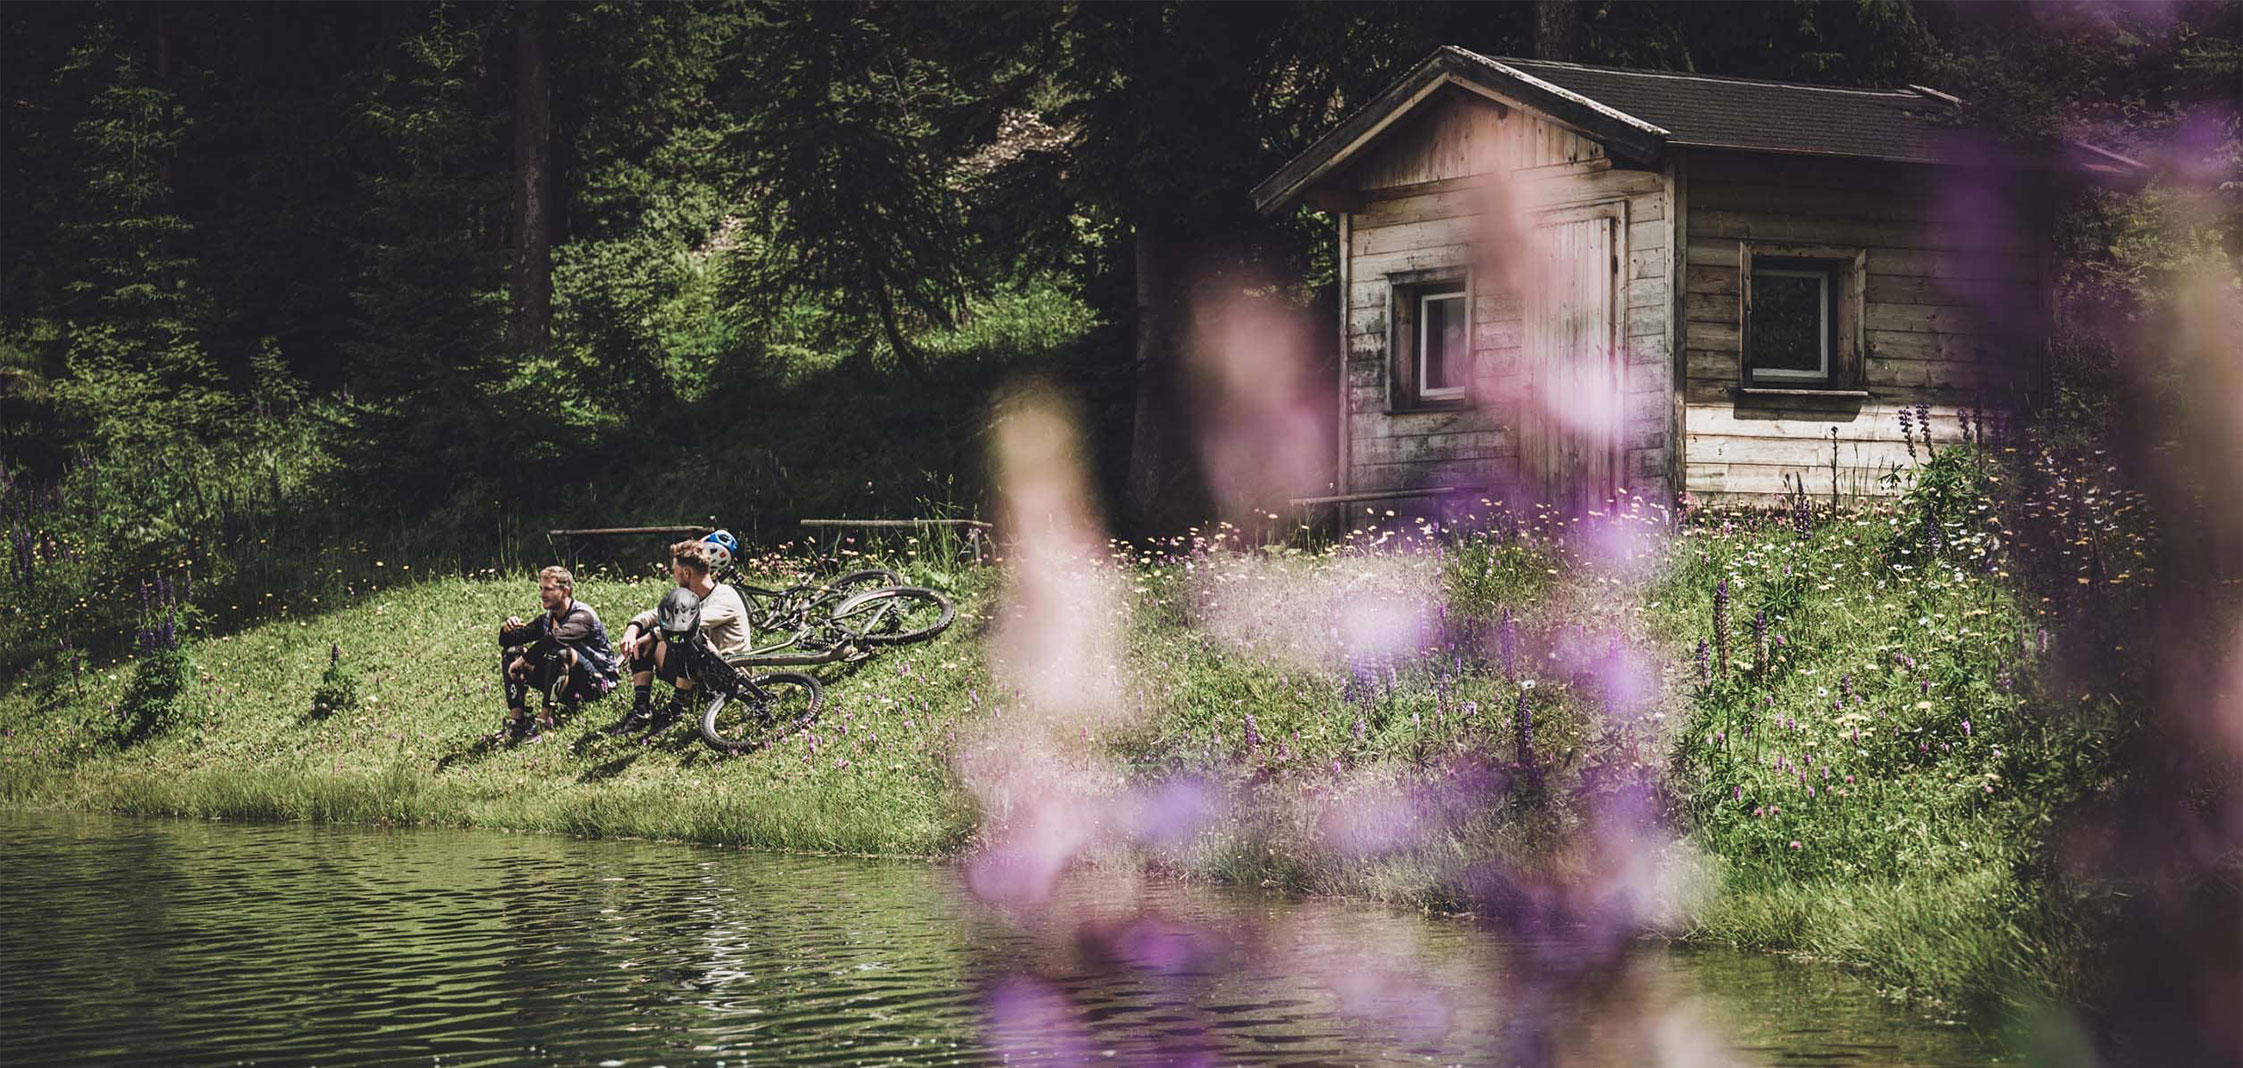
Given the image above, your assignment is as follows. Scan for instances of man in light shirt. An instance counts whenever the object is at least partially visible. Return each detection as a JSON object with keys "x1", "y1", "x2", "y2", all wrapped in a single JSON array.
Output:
[{"x1": 608, "y1": 539, "x2": 751, "y2": 735}]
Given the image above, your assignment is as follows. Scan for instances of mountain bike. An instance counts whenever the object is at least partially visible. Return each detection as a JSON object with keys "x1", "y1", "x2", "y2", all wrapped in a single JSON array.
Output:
[
  {"x1": 683, "y1": 634, "x2": 824, "y2": 753},
  {"x1": 719, "y1": 566, "x2": 956, "y2": 665}
]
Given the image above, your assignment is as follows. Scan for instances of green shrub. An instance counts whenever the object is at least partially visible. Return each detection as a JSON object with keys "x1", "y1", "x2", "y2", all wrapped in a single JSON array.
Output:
[
  {"x1": 115, "y1": 648, "x2": 190, "y2": 746},
  {"x1": 309, "y1": 644, "x2": 359, "y2": 719}
]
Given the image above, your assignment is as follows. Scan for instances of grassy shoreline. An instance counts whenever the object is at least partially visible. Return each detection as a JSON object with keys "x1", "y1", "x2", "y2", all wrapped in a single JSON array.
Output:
[{"x1": 3, "y1": 485, "x2": 2137, "y2": 1020}]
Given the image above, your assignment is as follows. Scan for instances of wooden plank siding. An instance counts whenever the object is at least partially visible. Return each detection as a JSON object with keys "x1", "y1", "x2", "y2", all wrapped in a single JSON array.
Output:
[
  {"x1": 1339, "y1": 92, "x2": 1673, "y2": 503},
  {"x1": 1678, "y1": 150, "x2": 2049, "y2": 503}
]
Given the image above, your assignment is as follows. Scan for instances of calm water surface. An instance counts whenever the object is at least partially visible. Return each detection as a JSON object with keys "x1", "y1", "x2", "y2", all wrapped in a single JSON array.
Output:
[{"x1": 0, "y1": 811, "x2": 2001, "y2": 1066}]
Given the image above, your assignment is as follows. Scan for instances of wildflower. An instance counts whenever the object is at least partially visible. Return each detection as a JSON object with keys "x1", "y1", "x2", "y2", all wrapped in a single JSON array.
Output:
[
  {"x1": 1244, "y1": 714, "x2": 1262, "y2": 750},
  {"x1": 1844, "y1": 774, "x2": 1854, "y2": 783},
  {"x1": 1962, "y1": 719, "x2": 1972, "y2": 737},
  {"x1": 1694, "y1": 640, "x2": 1710, "y2": 686},
  {"x1": 1788, "y1": 840, "x2": 1802, "y2": 850},
  {"x1": 1712, "y1": 578, "x2": 1731, "y2": 677},
  {"x1": 1753, "y1": 806, "x2": 1766, "y2": 818},
  {"x1": 1513, "y1": 691, "x2": 1534, "y2": 767},
  {"x1": 1733, "y1": 785, "x2": 1742, "y2": 801}
]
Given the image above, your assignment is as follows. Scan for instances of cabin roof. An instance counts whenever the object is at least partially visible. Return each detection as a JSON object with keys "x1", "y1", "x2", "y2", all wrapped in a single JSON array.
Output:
[
  {"x1": 1501, "y1": 58, "x2": 1967, "y2": 163},
  {"x1": 1254, "y1": 46, "x2": 2144, "y2": 214}
]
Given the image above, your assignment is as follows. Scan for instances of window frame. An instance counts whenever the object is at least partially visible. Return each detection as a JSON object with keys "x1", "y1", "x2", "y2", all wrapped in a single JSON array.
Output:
[
  {"x1": 1745, "y1": 264, "x2": 1834, "y2": 384},
  {"x1": 1386, "y1": 268, "x2": 1472, "y2": 412},
  {"x1": 1738, "y1": 242, "x2": 1866, "y2": 394},
  {"x1": 1415, "y1": 290, "x2": 1470, "y2": 401}
]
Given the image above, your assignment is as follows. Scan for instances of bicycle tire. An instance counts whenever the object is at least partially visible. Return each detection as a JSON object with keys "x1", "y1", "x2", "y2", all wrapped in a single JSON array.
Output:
[
  {"x1": 699, "y1": 672, "x2": 823, "y2": 753},
  {"x1": 827, "y1": 568, "x2": 905, "y2": 595},
  {"x1": 828, "y1": 587, "x2": 955, "y2": 646}
]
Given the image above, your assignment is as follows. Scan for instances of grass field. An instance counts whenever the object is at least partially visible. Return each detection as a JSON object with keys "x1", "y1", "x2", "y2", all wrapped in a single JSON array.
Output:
[{"x1": 1, "y1": 451, "x2": 2147, "y2": 1017}]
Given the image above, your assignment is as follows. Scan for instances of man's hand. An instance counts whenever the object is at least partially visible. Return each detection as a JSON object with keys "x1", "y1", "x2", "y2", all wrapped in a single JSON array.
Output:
[{"x1": 505, "y1": 616, "x2": 524, "y2": 630}]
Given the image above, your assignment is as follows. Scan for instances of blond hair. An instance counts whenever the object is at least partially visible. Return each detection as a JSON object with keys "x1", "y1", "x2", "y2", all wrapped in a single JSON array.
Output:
[
  {"x1": 538, "y1": 565, "x2": 575, "y2": 591},
  {"x1": 668, "y1": 540, "x2": 711, "y2": 575}
]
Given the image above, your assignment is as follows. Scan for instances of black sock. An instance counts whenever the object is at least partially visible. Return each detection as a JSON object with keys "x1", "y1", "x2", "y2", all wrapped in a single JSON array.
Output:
[{"x1": 632, "y1": 684, "x2": 652, "y2": 712}]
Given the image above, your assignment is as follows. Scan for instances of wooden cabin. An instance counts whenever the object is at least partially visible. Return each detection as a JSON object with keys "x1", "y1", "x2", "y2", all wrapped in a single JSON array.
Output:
[{"x1": 1255, "y1": 47, "x2": 2140, "y2": 511}]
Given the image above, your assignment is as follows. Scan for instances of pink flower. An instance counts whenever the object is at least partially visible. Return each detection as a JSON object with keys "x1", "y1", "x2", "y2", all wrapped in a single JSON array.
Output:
[
  {"x1": 1843, "y1": 774, "x2": 1854, "y2": 783},
  {"x1": 1753, "y1": 806, "x2": 1766, "y2": 818},
  {"x1": 1788, "y1": 840, "x2": 1802, "y2": 850}
]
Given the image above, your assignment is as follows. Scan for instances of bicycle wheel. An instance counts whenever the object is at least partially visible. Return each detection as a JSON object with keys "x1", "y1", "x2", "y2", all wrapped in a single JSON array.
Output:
[
  {"x1": 699, "y1": 672, "x2": 823, "y2": 753},
  {"x1": 828, "y1": 587, "x2": 955, "y2": 646},
  {"x1": 824, "y1": 568, "x2": 904, "y2": 598}
]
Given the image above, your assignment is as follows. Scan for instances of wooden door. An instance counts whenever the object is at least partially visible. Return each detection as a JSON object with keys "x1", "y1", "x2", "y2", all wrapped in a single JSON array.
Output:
[{"x1": 1520, "y1": 207, "x2": 1622, "y2": 512}]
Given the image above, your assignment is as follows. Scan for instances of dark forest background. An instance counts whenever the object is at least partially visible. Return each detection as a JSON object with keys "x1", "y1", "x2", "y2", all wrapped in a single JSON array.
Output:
[{"x1": 1, "y1": 0, "x2": 2236, "y2": 662}]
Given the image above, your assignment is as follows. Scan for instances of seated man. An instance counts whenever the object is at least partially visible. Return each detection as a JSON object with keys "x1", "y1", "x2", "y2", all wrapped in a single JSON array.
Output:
[
  {"x1": 497, "y1": 565, "x2": 620, "y2": 739},
  {"x1": 609, "y1": 538, "x2": 753, "y2": 735}
]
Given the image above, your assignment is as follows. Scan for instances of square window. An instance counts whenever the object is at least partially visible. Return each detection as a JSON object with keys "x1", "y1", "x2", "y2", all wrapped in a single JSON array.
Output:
[
  {"x1": 1390, "y1": 276, "x2": 1469, "y2": 410},
  {"x1": 1418, "y1": 291, "x2": 1468, "y2": 399},
  {"x1": 1748, "y1": 262, "x2": 1835, "y2": 384}
]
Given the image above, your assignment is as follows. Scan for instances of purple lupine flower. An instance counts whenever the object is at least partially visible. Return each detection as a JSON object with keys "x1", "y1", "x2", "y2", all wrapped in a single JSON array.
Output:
[
  {"x1": 1752, "y1": 610, "x2": 1769, "y2": 674},
  {"x1": 1353, "y1": 714, "x2": 1366, "y2": 742},
  {"x1": 1243, "y1": 714, "x2": 1262, "y2": 750},
  {"x1": 1899, "y1": 406, "x2": 1917, "y2": 461},
  {"x1": 1733, "y1": 785, "x2": 1742, "y2": 801},
  {"x1": 1915, "y1": 402, "x2": 1932, "y2": 450},
  {"x1": 1712, "y1": 578, "x2": 1731, "y2": 677},
  {"x1": 1962, "y1": 719, "x2": 1972, "y2": 737},
  {"x1": 1513, "y1": 691, "x2": 1534, "y2": 768},
  {"x1": 1694, "y1": 640, "x2": 1710, "y2": 686}
]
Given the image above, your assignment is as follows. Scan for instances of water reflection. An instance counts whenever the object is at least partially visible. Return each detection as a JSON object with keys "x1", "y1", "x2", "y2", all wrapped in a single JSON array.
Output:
[{"x1": 0, "y1": 812, "x2": 1998, "y2": 1066}]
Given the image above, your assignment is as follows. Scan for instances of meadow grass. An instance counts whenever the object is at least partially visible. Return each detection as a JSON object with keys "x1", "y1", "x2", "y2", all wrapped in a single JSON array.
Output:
[{"x1": 1, "y1": 454, "x2": 2145, "y2": 1019}]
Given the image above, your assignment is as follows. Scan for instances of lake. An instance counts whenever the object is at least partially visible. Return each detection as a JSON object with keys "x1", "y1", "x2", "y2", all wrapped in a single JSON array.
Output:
[{"x1": 0, "y1": 811, "x2": 2000, "y2": 1066}]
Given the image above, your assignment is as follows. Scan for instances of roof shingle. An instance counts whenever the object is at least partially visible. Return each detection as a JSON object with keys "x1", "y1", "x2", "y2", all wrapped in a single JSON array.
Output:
[{"x1": 1491, "y1": 54, "x2": 1980, "y2": 165}]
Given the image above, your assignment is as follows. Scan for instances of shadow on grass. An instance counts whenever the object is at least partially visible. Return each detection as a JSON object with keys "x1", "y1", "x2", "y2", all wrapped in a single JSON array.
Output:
[{"x1": 434, "y1": 734, "x2": 500, "y2": 773}]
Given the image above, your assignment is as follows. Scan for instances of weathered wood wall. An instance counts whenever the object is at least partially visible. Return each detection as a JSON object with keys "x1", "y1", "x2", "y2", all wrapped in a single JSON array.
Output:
[
  {"x1": 1337, "y1": 88, "x2": 1674, "y2": 505},
  {"x1": 1679, "y1": 151, "x2": 2049, "y2": 502}
]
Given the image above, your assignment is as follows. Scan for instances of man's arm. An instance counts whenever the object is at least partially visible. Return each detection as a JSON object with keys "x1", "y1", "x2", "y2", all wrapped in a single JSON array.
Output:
[
  {"x1": 499, "y1": 616, "x2": 542, "y2": 648},
  {"x1": 547, "y1": 606, "x2": 594, "y2": 645}
]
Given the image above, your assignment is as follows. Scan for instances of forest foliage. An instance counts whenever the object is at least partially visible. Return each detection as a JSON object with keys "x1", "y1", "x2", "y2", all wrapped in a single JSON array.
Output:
[{"x1": 1, "y1": 1, "x2": 2236, "y2": 672}]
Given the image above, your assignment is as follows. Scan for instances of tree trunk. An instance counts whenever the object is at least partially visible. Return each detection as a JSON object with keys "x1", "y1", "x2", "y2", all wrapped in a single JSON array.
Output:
[
  {"x1": 1534, "y1": 0, "x2": 1577, "y2": 62},
  {"x1": 512, "y1": 1, "x2": 552, "y2": 353},
  {"x1": 872, "y1": 275, "x2": 929, "y2": 378},
  {"x1": 1125, "y1": 218, "x2": 1194, "y2": 531}
]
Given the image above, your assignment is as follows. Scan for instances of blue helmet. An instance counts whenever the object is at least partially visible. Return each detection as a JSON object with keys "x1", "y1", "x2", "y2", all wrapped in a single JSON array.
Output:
[{"x1": 701, "y1": 529, "x2": 738, "y2": 569}]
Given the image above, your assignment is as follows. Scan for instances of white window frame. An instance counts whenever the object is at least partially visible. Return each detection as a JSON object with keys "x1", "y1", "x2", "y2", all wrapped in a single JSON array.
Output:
[
  {"x1": 1416, "y1": 290, "x2": 1469, "y2": 400},
  {"x1": 1748, "y1": 266, "x2": 1831, "y2": 383}
]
